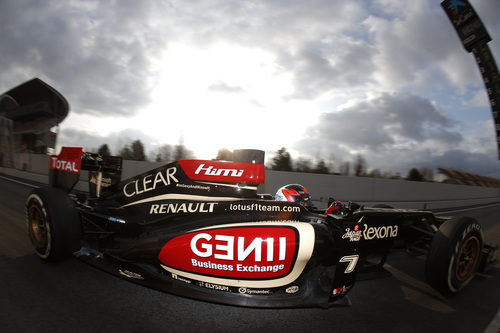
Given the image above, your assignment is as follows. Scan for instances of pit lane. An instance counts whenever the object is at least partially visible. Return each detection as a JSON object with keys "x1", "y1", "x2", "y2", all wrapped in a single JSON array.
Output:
[{"x1": 0, "y1": 176, "x2": 498, "y2": 333}]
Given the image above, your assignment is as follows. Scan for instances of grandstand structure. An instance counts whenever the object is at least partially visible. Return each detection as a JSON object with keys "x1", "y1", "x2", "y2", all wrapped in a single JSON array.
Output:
[
  {"x1": 438, "y1": 168, "x2": 500, "y2": 188},
  {"x1": 0, "y1": 78, "x2": 68, "y2": 168}
]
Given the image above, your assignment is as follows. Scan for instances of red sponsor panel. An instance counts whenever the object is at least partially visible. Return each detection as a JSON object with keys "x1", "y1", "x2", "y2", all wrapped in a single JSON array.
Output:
[
  {"x1": 158, "y1": 226, "x2": 298, "y2": 279},
  {"x1": 178, "y1": 160, "x2": 265, "y2": 184},
  {"x1": 50, "y1": 147, "x2": 83, "y2": 174}
]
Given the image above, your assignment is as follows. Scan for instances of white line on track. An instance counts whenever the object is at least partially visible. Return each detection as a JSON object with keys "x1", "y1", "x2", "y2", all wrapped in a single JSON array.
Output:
[
  {"x1": 0, "y1": 175, "x2": 38, "y2": 188},
  {"x1": 484, "y1": 309, "x2": 500, "y2": 333},
  {"x1": 436, "y1": 202, "x2": 500, "y2": 215}
]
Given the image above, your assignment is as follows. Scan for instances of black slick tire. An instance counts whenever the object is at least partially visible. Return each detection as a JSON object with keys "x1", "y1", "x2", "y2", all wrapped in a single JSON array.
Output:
[
  {"x1": 425, "y1": 217, "x2": 483, "y2": 294},
  {"x1": 25, "y1": 186, "x2": 81, "y2": 261}
]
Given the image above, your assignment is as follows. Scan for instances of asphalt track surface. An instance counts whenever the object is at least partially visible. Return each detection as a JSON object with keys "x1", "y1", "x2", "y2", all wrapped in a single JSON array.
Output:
[{"x1": 0, "y1": 175, "x2": 499, "y2": 333}]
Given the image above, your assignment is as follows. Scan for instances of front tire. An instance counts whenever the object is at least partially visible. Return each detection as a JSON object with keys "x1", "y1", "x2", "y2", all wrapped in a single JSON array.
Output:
[
  {"x1": 425, "y1": 217, "x2": 483, "y2": 294},
  {"x1": 26, "y1": 187, "x2": 81, "y2": 261}
]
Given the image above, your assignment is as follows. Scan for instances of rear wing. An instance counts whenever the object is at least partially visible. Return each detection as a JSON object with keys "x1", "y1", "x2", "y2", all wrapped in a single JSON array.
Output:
[
  {"x1": 49, "y1": 147, "x2": 122, "y2": 196},
  {"x1": 49, "y1": 147, "x2": 265, "y2": 200}
]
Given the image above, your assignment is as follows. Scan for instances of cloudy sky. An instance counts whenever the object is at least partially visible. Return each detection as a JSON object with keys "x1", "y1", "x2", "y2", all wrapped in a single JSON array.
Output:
[{"x1": 1, "y1": 0, "x2": 500, "y2": 177}]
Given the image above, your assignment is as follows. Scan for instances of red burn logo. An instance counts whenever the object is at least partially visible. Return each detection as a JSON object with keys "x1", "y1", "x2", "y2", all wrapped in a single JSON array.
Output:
[{"x1": 158, "y1": 226, "x2": 298, "y2": 279}]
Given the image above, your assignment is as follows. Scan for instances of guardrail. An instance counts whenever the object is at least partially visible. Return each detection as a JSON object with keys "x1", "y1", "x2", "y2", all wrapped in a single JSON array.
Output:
[{"x1": 2, "y1": 154, "x2": 499, "y2": 211}]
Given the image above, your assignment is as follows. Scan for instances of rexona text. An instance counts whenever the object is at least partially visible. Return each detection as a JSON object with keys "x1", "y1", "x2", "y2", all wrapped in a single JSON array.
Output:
[
  {"x1": 362, "y1": 224, "x2": 398, "y2": 240},
  {"x1": 50, "y1": 157, "x2": 79, "y2": 173},
  {"x1": 195, "y1": 164, "x2": 243, "y2": 177},
  {"x1": 123, "y1": 167, "x2": 178, "y2": 197}
]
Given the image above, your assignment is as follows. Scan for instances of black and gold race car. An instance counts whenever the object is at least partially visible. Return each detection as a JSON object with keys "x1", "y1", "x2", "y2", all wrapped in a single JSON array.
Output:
[{"x1": 25, "y1": 147, "x2": 498, "y2": 308}]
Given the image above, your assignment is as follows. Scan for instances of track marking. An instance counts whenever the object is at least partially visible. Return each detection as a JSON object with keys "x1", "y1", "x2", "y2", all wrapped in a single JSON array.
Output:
[
  {"x1": 484, "y1": 309, "x2": 500, "y2": 333},
  {"x1": 0, "y1": 175, "x2": 38, "y2": 188},
  {"x1": 437, "y1": 202, "x2": 500, "y2": 215}
]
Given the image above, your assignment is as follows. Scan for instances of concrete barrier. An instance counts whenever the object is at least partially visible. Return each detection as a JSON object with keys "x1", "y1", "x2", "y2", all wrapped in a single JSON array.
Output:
[
  {"x1": 2, "y1": 154, "x2": 499, "y2": 211},
  {"x1": 263, "y1": 170, "x2": 500, "y2": 209}
]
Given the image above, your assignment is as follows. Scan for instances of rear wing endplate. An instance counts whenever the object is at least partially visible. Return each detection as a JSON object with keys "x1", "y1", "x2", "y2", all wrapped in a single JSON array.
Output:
[{"x1": 49, "y1": 147, "x2": 122, "y2": 195}]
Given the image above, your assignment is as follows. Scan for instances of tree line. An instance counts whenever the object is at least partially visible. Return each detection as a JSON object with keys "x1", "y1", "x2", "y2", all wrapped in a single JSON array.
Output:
[
  {"x1": 94, "y1": 142, "x2": 433, "y2": 182},
  {"x1": 95, "y1": 140, "x2": 194, "y2": 163},
  {"x1": 269, "y1": 147, "x2": 434, "y2": 181}
]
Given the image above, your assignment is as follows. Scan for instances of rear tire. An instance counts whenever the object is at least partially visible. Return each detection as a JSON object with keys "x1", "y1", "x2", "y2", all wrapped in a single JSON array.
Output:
[
  {"x1": 26, "y1": 187, "x2": 81, "y2": 261},
  {"x1": 425, "y1": 217, "x2": 483, "y2": 294}
]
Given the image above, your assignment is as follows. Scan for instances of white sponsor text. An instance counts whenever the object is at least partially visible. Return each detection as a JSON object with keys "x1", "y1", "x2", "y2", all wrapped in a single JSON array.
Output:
[
  {"x1": 195, "y1": 163, "x2": 243, "y2": 177},
  {"x1": 123, "y1": 167, "x2": 178, "y2": 197},
  {"x1": 150, "y1": 202, "x2": 217, "y2": 214},
  {"x1": 190, "y1": 233, "x2": 287, "y2": 262}
]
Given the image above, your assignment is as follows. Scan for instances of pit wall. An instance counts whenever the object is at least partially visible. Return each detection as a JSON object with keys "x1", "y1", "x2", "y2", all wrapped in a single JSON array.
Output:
[{"x1": 2, "y1": 153, "x2": 499, "y2": 211}]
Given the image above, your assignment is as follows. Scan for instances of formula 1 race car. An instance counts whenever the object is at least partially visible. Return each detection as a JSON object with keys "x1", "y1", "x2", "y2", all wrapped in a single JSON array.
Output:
[{"x1": 25, "y1": 147, "x2": 498, "y2": 308}]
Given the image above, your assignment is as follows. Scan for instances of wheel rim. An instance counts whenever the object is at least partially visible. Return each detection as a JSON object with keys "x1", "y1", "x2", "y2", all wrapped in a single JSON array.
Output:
[
  {"x1": 455, "y1": 235, "x2": 480, "y2": 282},
  {"x1": 28, "y1": 204, "x2": 48, "y2": 250}
]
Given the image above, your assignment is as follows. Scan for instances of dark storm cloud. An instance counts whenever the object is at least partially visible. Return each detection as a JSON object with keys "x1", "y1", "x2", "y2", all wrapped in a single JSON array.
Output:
[
  {"x1": 303, "y1": 92, "x2": 462, "y2": 151},
  {"x1": 363, "y1": 1, "x2": 499, "y2": 91},
  {"x1": 280, "y1": 39, "x2": 377, "y2": 99},
  {"x1": 291, "y1": 91, "x2": 496, "y2": 174},
  {"x1": 0, "y1": 0, "x2": 163, "y2": 116},
  {"x1": 363, "y1": 2, "x2": 456, "y2": 84}
]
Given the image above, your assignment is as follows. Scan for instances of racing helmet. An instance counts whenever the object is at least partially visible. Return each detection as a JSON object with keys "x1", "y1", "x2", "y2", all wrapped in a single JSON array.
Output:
[{"x1": 275, "y1": 184, "x2": 312, "y2": 208}]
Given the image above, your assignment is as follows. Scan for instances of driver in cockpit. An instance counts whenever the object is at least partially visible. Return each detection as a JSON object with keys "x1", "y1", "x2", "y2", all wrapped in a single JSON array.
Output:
[{"x1": 274, "y1": 184, "x2": 346, "y2": 215}]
